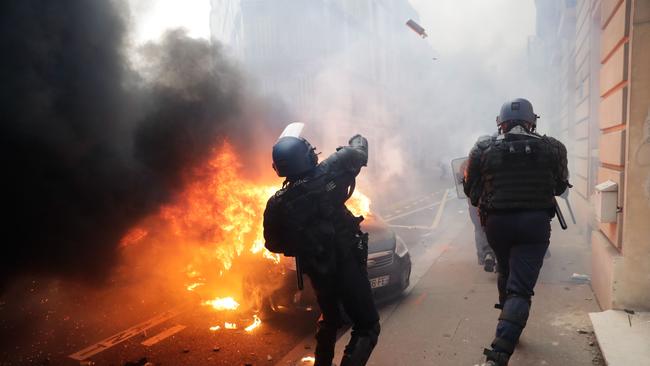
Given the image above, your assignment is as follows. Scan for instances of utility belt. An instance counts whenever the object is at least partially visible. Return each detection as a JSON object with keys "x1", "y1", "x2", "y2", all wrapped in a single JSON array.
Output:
[
  {"x1": 302, "y1": 224, "x2": 367, "y2": 275},
  {"x1": 479, "y1": 207, "x2": 555, "y2": 226}
]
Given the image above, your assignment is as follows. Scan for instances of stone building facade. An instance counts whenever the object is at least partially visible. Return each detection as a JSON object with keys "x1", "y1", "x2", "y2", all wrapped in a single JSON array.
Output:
[{"x1": 531, "y1": 0, "x2": 650, "y2": 311}]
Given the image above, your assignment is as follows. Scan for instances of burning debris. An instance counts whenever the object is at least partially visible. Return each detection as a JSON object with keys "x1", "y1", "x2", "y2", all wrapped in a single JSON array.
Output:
[
  {"x1": 244, "y1": 315, "x2": 262, "y2": 332},
  {"x1": 203, "y1": 297, "x2": 240, "y2": 311}
]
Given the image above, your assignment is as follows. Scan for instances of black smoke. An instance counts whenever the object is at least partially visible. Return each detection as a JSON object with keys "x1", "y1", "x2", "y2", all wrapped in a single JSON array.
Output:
[{"x1": 0, "y1": 0, "x2": 253, "y2": 287}]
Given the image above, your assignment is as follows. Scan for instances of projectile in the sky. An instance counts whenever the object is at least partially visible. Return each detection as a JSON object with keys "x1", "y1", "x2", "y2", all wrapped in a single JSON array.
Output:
[{"x1": 406, "y1": 19, "x2": 427, "y2": 38}]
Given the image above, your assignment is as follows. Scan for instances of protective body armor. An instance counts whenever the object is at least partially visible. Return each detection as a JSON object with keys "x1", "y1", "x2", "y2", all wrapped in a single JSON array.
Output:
[
  {"x1": 263, "y1": 138, "x2": 368, "y2": 270},
  {"x1": 467, "y1": 128, "x2": 565, "y2": 211}
]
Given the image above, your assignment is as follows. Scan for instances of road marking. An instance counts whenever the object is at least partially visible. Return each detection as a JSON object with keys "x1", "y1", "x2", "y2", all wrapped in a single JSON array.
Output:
[
  {"x1": 386, "y1": 189, "x2": 451, "y2": 229},
  {"x1": 431, "y1": 188, "x2": 450, "y2": 230},
  {"x1": 383, "y1": 200, "x2": 442, "y2": 222},
  {"x1": 69, "y1": 305, "x2": 186, "y2": 361},
  {"x1": 141, "y1": 324, "x2": 186, "y2": 346},
  {"x1": 382, "y1": 190, "x2": 442, "y2": 212},
  {"x1": 388, "y1": 224, "x2": 435, "y2": 230}
]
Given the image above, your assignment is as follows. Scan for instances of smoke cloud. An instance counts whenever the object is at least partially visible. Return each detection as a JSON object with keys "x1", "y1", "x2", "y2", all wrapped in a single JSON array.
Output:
[{"x1": 0, "y1": 0, "x2": 257, "y2": 287}]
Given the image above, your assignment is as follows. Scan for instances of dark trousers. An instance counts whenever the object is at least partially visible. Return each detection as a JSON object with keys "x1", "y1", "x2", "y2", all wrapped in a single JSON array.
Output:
[
  {"x1": 484, "y1": 210, "x2": 551, "y2": 354},
  {"x1": 306, "y1": 256, "x2": 380, "y2": 366}
]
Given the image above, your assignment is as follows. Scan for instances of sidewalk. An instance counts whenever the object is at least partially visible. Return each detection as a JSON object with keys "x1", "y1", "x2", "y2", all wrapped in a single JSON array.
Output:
[{"x1": 363, "y1": 203, "x2": 605, "y2": 365}]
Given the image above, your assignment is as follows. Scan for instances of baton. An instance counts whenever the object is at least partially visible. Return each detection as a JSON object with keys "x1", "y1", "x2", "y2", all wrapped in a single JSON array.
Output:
[
  {"x1": 554, "y1": 198, "x2": 568, "y2": 230},
  {"x1": 560, "y1": 190, "x2": 577, "y2": 224},
  {"x1": 563, "y1": 196, "x2": 577, "y2": 224},
  {"x1": 295, "y1": 256, "x2": 304, "y2": 290}
]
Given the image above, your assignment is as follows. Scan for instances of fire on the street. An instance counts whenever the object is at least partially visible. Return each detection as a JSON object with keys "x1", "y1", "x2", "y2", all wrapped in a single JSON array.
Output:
[
  {"x1": 203, "y1": 296, "x2": 240, "y2": 311},
  {"x1": 244, "y1": 315, "x2": 262, "y2": 332},
  {"x1": 120, "y1": 142, "x2": 371, "y2": 333}
]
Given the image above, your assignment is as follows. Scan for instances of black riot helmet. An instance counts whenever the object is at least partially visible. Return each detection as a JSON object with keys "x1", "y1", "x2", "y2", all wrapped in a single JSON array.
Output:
[
  {"x1": 496, "y1": 98, "x2": 539, "y2": 130},
  {"x1": 272, "y1": 136, "x2": 318, "y2": 178}
]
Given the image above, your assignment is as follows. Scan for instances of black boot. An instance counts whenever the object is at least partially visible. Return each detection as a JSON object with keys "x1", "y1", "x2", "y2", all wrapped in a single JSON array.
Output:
[
  {"x1": 483, "y1": 348, "x2": 510, "y2": 366},
  {"x1": 339, "y1": 323, "x2": 379, "y2": 366},
  {"x1": 483, "y1": 253, "x2": 496, "y2": 272},
  {"x1": 340, "y1": 336, "x2": 374, "y2": 366}
]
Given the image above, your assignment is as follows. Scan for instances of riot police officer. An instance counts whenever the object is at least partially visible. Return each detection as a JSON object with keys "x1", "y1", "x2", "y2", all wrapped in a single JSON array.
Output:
[
  {"x1": 463, "y1": 99, "x2": 569, "y2": 365},
  {"x1": 263, "y1": 131, "x2": 380, "y2": 366}
]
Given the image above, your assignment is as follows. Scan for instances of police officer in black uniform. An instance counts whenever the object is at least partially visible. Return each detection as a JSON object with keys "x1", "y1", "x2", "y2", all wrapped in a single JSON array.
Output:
[
  {"x1": 263, "y1": 133, "x2": 380, "y2": 366},
  {"x1": 463, "y1": 98, "x2": 569, "y2": 366}
]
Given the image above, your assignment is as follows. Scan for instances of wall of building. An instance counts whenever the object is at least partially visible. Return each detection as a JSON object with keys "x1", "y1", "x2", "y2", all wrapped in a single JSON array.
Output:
[
  {"x1": 535, "y1": 0, "x2": 649, "y2": 311},
  {"x1": 614, "y1": 0, "x2": 650, "y2": 310}
]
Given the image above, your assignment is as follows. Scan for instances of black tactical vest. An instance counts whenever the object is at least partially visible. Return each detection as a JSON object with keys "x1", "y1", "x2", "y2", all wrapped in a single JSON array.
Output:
[
  {"x1": 480, "y1": 134, "x2": 557, "y2": 210},
  {"x1": 264, "y1": 169, "x2": 361, "y2": 258}
]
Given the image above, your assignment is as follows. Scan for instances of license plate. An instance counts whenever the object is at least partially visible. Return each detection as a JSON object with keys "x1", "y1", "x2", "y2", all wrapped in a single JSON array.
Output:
[{"x1": 370, "y1": 275, "x2": 390, "y2": 289}]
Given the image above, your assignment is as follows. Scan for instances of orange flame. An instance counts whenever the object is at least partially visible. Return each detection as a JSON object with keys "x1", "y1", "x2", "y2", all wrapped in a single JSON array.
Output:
[
  {"x1": 347, "y1": 190, "x2": 371, "y2": 217},
  {"x1": 203, "y1": 296, "x2": 239, "y2": 311},
  {"x1": 244, "y1": 314, "x2": 262, "y2": 332},
  {"x1": 120, "y1": 142, "x2": 371, "y2": 322},
  {"x1": 159, "y1": 142, "x2": 280, "y2": 272}
]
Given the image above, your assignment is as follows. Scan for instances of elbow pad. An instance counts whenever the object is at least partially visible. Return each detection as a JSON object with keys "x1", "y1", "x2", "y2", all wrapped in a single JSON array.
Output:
[{"x1": 348, "y1": 134, "x2": 368, "y2": 166}]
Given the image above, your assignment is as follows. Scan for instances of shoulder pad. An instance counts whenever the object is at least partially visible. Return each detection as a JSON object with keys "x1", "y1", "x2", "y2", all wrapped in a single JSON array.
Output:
[
  {"x1": 541, "y1": 135, "x2": 561, "y2": 146},
  {"x1": 272, "y1": 187, "x2": 289, "y2": 199},
  {"x1": 476, "y1": 135, "x2": 494, "y2": 149}
]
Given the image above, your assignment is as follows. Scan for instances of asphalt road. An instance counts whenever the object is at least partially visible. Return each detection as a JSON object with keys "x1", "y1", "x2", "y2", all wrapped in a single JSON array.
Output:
[{"x1": 0, "y1": 188, "x2": 456, "y2": 366}]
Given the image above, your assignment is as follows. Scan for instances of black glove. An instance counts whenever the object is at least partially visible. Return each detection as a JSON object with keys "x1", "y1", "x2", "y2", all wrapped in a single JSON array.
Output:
[{"x1": 348, "y1": 134, "x2": 368, "y2": 149}]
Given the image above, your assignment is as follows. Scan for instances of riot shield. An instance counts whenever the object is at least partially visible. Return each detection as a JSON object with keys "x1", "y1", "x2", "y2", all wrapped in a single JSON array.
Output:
[{"x1": 451, "y1": 157, "x2": 468, "y2": 199}]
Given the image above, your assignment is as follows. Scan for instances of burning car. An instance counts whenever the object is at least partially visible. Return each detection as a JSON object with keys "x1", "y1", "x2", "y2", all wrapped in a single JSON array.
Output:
[
  {"x1": 266, "y1": 213, "x2": 412, "y2": 314},
  {"x1": 120, "y1": 145, "x2": 406, "y2": 324}
]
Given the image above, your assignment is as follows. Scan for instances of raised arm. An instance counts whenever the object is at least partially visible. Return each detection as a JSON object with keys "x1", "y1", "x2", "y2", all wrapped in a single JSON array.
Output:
[{"x1": 319, "y1": 134, "x2": 368, "y2": 175}]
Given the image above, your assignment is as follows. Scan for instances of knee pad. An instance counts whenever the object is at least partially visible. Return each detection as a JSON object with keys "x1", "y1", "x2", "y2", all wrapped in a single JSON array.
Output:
[{"x1": 499, "y1": 293, "x2": 531, "y2": 328}]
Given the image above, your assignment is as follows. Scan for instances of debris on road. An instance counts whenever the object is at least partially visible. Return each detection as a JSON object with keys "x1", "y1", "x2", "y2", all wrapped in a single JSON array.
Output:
[
  {"x1": 123, "y1": 358, "x2": 148, "y2": 366},
  {"x1": 571, "y1": 273, "x2": 591, "y2": 282}
]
